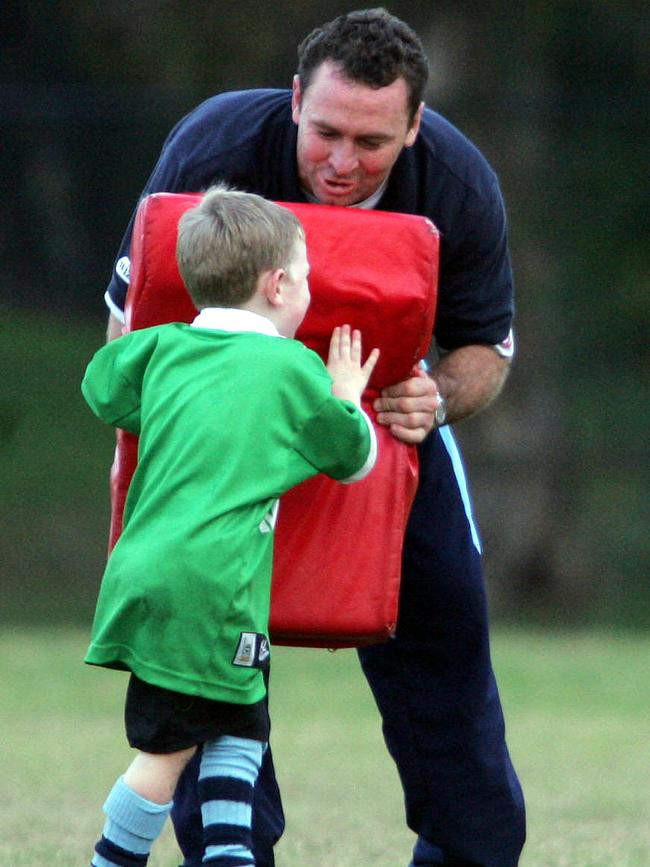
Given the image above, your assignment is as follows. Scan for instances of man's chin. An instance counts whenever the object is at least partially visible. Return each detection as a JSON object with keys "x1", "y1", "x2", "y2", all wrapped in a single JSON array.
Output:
[{"x1": 314, "y1": 180, "x2": 363, "y2": 207}]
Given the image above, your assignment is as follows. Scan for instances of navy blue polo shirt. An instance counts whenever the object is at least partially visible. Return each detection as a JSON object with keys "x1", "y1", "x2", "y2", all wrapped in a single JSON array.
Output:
[{"x1": 105, "y1": 88, "x2": 514, "y2": 352}]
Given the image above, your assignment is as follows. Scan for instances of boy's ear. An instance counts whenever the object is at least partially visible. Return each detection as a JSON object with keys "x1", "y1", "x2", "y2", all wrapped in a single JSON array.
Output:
[{"x1": 259, "y1": 268, "x2": 285, "y2": 307}]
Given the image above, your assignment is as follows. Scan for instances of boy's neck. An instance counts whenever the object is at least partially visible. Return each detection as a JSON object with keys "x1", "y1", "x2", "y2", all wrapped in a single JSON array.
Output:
[{"x1": 192, "y1": 307, "x2": 280, "y2": 336}]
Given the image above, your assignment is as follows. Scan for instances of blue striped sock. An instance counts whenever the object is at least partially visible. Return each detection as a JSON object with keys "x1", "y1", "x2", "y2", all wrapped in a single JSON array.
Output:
[
  {"x1": 199, "y1": 736, "x2": 264, "y2": 866},
  {"x1": 91, "y1": 776, "x2": 171, "y2": 867}
]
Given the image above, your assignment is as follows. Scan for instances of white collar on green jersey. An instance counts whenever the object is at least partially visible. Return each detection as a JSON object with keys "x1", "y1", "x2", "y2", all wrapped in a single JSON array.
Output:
[{"x1": 191, "y1": 307, "x2": 280, "y2": 337}]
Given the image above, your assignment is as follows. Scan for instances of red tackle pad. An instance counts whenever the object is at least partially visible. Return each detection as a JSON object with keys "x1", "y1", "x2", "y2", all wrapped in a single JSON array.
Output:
[{"x1": 110, "y1": 193, "x2": 439, "y2": 647}]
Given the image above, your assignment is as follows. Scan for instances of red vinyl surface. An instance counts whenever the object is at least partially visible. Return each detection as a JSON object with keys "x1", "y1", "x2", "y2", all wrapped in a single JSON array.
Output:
[{"x1": 110, "y1": 193, "x2": 439, "y2": 647}]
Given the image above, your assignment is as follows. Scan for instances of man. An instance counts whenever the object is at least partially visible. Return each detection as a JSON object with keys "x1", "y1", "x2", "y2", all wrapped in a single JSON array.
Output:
[{"x1": 104, "y1": 8, "x2": 525, "y2": 867}]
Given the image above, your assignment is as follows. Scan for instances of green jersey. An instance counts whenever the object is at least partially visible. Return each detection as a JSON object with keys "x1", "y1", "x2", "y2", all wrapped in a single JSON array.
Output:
[{"x1": 82, "y1": 312, "x2": 374, "y2": 704}]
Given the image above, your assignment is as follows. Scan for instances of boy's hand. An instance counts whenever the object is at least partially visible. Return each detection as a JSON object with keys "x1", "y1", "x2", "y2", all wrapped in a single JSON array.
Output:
[{"x1": 326, "y1": 325, "x2": 380, "y2": 406}]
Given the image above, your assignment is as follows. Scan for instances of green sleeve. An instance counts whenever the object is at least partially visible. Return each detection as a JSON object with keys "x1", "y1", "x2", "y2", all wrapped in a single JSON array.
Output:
[
  {"x1": 296, "y1": 395, "x2": 372, "y2": 480},
  {"x1": 81, "y1": 328, "x2": 160, "y2": 433},
  {"x1": 280, "y1": 345, "x2": 373, "y2": 480}
]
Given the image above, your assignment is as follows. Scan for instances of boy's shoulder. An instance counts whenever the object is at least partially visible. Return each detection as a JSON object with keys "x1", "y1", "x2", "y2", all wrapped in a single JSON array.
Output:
[
  {"x1": 243, "y1": 332, "x2": 326, "y2": 367},
  {"x1": 115, "y1": 322, "x2": 180, "y2": 341},
  {"x1": 231, "y1": 333, "x2": 331, "y2": 388},
  {"x1": 264, "y1": 335, "x2": 325, "y2": 367},
  {"x1": 121, "y1": 326, "x2": 328, "y2": 383}
]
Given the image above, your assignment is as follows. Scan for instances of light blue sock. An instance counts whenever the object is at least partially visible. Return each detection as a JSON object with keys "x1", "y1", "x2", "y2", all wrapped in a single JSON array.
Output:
[
  {"x1": 91, "y1": 776, "x2": 172, "y2": 867},
  {"x1": 199, "y1": 736, "x2": 265, "y2": 865}
]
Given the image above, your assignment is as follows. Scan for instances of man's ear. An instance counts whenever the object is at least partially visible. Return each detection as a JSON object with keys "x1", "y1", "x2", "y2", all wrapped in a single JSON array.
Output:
[
  {"x1": 404, "y1": 101, "x2": 424, "y2": 148},
  {"x1": 260, "y1": 268, "x2": 285, "y2": 307},
  {"x1": 291, "y1": 75, "x2": 302, "y2": 124}
]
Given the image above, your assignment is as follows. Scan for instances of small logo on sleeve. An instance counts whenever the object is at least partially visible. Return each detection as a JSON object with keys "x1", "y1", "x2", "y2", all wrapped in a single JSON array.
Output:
[
  {"x1": 116, "y1": 256, "x2": 131, "y2": 283},
  {"x1": 232, "y1": 632, "x2": 271, "y2": 669}
]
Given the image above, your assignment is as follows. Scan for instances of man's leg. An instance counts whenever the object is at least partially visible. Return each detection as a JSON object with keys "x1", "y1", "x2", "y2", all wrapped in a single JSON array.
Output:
[
  {"x1": 358, "y1": 429, "x2": 526, "y2": 867},
  {"x1": 172, "y1": 741, "x2": 284, "y2": 867},
  {"x1": 199, "y1": 736, "x2": 264, "y2": 865}
]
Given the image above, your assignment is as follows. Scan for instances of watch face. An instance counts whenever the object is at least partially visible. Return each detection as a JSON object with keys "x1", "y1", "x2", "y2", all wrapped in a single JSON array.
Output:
[{"x1": 435, "y1": 396, "x2": 446, "y2": 425}]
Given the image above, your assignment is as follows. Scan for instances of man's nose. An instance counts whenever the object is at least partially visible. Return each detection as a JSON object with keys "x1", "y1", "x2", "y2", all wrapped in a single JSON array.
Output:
[{"x1": 328, "y1": 141, "x2": 358, "y2": 175}]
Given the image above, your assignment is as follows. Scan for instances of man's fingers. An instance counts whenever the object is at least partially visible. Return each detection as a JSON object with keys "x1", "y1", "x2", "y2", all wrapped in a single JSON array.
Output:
[
  {"x1": 386, "y1": 423, "x2": 428, "y2": 444},
  {"x1": 374, "y1": 393, "x2": 436, "y2": 415},
  {"x1": 380, "y1": 375, "x2": 437, "y2": 400},
  {"x1": 375, "y1": 409, "x2": 432, "y2": 430}
]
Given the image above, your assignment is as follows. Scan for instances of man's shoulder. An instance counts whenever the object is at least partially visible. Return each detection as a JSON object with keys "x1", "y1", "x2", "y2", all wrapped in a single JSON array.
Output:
[
  {"x1": 416, "y1": 107, "x2": 498, "y2": 195},
  {"x1": 176, "y1": 88, "x2": 292, "y2": 142},
  {"x1": 161, "y1": 88, "x2": 294, "y2": 189},
  {"x1": 382, "y1": 106, "x2": 504, "y2": 228}
]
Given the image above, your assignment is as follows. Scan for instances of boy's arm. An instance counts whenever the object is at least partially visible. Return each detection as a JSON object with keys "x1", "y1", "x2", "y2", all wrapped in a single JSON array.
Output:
[
  {"x1": 81, "y1": 330, "x2": 158, "y2": 433},
  {"x1": 296, "y1": 396, "x2": 377, "y2": 483},
  {"x1": 336, "y1": 407, "x2": 378, "y2": 484},
  {"x1": 327, "y1": 325, "x2": 379, "y2": 481},
  {"x1": 295, "y1": 326, "x2": 379, "y2": 483}
]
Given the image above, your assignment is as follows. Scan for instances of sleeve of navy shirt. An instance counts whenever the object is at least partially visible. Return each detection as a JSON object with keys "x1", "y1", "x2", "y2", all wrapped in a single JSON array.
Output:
[
  {"x1": 382, "y1": 108, "x2": 515, "y2": 351},
  {"x1": 428, "y1": 113, "x2": 514, "y2": 351},
  {"x1": 104, "y1": 90, "x2": 299, "y2": 318},
  {"x1": 434, "y1": 170, "x2": 513, "y2": 350}
]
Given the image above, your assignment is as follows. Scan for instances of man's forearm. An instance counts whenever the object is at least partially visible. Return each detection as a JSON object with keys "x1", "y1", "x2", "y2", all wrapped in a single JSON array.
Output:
[
  {"x1": 430, "y1": 344, "x2": 511, "y2": 425},
  {"x1": 373, "y1": 343, "x2": 511, "y2": 443}
]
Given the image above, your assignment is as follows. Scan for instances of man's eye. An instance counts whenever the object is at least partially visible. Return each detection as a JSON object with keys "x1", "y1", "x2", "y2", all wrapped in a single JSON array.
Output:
[{"x1": 318, "y1": 130, "x2": 337, "y2": 139}]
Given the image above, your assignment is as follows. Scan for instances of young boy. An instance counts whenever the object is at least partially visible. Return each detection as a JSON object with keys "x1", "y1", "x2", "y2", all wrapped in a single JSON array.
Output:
[{"x1": 82, "y1": 185, "x2": 379, "y2": 867}]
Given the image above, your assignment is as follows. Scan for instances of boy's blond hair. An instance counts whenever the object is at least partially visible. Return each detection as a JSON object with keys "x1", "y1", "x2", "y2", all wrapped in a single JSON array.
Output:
[{"x1": 177, "y1": 184, "x2": 304, "y2": 308}]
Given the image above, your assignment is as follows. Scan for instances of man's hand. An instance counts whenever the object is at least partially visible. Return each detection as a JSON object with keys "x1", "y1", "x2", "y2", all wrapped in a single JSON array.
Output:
[
  {"x1": 373, "y1": 366, "x2": 438, "y2": 444},
  {"x1": 374, "y1": 345, "x2": 511, "y2": 444},
  {"x1": 327, "y1": 325, "x2": 380, "y2": 406}
]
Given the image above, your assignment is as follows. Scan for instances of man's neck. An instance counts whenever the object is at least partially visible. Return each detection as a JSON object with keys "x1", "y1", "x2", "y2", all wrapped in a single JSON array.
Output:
[{"x1": 302, "y1": 176, "x2": 389, "y2": 210}]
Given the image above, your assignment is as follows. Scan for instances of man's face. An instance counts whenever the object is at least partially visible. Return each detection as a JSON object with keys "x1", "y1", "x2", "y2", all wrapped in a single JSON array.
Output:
[{"x1": 292, "y1": 60, "x2": 423, "y2": 207}]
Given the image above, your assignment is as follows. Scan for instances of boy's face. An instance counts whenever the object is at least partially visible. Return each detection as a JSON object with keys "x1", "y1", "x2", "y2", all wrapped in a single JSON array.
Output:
[{"x1": 278, "y1": 236, "x2": 311, "y2": 337}]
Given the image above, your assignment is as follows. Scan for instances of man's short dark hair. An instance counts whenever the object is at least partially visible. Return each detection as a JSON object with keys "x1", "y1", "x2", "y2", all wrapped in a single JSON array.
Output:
[{"x1": 297, "y1": 8, "x2": 429, "y2": 121}]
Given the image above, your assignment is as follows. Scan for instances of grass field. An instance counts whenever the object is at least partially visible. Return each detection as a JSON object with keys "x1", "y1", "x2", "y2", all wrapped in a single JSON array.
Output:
[{"x1": 1, "y1": 628, "x2": 649, "y2": 866}]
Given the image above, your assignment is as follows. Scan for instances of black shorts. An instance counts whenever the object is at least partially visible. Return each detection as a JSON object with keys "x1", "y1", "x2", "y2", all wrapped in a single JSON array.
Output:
[{"x1": 124, "y1": 673, "x2": 270, "y2": 753}]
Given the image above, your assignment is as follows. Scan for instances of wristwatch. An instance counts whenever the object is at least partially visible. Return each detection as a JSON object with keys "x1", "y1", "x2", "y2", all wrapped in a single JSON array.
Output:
[{"x1": 434, "y1": 393, "x2": 447, "y2": 427}]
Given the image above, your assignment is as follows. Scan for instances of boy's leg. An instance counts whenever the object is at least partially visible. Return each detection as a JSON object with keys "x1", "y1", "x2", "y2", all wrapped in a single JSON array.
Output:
[
  {"x1": 249, "y1": 744, "x2": 285, "y2": 866},
  {"x1": 198, "y1": 735, "x2": 265, "y2": 866},
  {"x1": 91, "y1": 749, "x2": 195, "y2": 867},
  {"x1": 91, "y1": 777, "x2": 171, "y2": 867}
]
